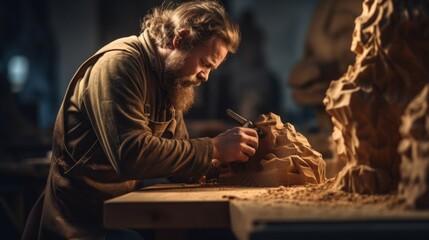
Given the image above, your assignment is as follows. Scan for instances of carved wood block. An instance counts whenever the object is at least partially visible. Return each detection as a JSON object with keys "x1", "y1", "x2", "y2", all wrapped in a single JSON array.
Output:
[{"x1": 218, "y1": 113, "x2": 326, "y2": 186}]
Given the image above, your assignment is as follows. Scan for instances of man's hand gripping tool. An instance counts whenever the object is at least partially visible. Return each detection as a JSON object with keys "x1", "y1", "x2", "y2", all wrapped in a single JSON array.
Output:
[{"x1": 226, "y1": 109, "x2": 265, "y2": 138}]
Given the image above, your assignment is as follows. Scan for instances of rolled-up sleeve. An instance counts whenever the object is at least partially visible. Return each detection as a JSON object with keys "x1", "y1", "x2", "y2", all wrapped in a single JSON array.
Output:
[{"x1": 82, "y1": 53, "x2": 213, "y2": 179}]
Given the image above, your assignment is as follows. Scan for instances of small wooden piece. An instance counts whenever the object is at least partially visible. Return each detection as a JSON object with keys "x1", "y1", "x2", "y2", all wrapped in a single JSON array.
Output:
[{"x1": 218, "y1": 113, "x2": 326, "y2": 186}]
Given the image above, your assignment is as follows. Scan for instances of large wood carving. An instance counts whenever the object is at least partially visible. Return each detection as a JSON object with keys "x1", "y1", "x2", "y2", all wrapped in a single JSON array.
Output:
[
  {"x1": 324, "y1": 0, "x2": 429, "y2": 194},
  {"x1": 398, "y1": 85, "x2": 429, "y2": 208}
]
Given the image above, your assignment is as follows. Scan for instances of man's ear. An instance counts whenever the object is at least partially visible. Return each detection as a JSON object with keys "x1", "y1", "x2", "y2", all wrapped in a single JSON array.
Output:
[{"x1": 172, "y1": 29, "x2": 190, "y2": 49}]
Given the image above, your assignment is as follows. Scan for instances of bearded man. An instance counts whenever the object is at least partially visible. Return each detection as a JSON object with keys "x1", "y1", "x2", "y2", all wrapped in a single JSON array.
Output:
[{"x1": 23, "y1": 1, "x2": 258, "y2": 239}]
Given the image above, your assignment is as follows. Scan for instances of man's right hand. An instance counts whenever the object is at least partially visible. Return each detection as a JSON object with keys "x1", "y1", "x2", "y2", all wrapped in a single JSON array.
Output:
[{"x1": 211, "y1": 127, "x2": 259, "y2": 163}]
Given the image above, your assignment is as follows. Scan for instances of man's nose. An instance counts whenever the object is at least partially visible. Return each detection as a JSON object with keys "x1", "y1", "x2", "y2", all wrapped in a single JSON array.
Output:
[{"x1": 197, "y1": 70, "x2": 209, "y2": 82}]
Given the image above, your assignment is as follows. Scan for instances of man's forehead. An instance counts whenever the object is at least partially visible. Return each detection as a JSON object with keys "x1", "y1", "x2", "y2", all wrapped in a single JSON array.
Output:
[{"x1": 202, "y1": 37, "x2": 228, "y2": 61}]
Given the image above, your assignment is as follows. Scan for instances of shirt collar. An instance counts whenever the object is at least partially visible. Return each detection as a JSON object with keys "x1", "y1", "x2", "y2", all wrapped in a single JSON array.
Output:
[{"x1": 139, "y1": 29, "x2": 163, "y2": 81}]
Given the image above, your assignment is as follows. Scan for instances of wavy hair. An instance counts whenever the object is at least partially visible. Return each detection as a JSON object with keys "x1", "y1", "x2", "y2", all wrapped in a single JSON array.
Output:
[{"x1": 141, "y1": 0, "x2": 240, "y2": 52}]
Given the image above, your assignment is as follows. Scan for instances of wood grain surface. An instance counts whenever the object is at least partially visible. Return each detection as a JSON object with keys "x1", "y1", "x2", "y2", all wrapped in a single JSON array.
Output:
[{"x1": 103, "y1": 183, "x2": 271, "y2": 229}]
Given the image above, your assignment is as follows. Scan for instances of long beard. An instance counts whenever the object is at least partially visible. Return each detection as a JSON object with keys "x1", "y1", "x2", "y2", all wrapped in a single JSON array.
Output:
[{"x1": 163, "y1": 51, "x2": 196, "y2": 113}]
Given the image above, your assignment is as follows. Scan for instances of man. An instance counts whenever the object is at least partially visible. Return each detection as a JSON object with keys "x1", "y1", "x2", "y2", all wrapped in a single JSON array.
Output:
[{"x1": 23, "y1": 1, "x2": 258, "y2": 239}]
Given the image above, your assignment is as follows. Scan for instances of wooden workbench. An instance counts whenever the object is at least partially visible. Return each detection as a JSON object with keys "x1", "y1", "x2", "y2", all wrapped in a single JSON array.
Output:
[{"x1": 104, "y1": 183, "x2": 429, "y2": 240}]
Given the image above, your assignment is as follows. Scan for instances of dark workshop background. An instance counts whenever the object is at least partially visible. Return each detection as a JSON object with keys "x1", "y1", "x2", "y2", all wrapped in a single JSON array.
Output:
[{"x1": 0, "y1": 0, "x2": 322, "y2": 239}]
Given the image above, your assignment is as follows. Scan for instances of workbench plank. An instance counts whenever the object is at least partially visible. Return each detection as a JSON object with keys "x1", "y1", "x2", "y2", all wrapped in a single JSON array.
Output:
[{"x1": 103, "y1": 184, "x2": 270, "y2": 229}]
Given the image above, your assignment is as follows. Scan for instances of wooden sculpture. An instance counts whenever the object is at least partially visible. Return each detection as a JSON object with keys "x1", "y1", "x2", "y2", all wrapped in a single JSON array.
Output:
[
  {"x1": 217, "y1": 113, "x2": 326, "y2": 187},
  {"x1": 398, "y1": 85, "x2": 429, "y2": 209},
  {"x1": 324, "y1": 0, "x2": 429, "y2": 194}
]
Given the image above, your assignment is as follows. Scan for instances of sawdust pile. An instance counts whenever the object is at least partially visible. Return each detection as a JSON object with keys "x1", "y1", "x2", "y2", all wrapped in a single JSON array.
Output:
[
  {"x1": 254, "y1": 179, "x2": 406, "y2": 210},
  {"x1": 216, "y1": 113, "x2": 326, "y2": 187},
  {"x1": 323, "y1": 0, "x2": 429, "y2": 207}
]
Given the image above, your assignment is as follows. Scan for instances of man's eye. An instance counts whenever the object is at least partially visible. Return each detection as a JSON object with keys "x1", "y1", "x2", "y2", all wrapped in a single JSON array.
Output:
[{"x1": 201, "y1": 60, "x2": 211, "y2": 68}]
